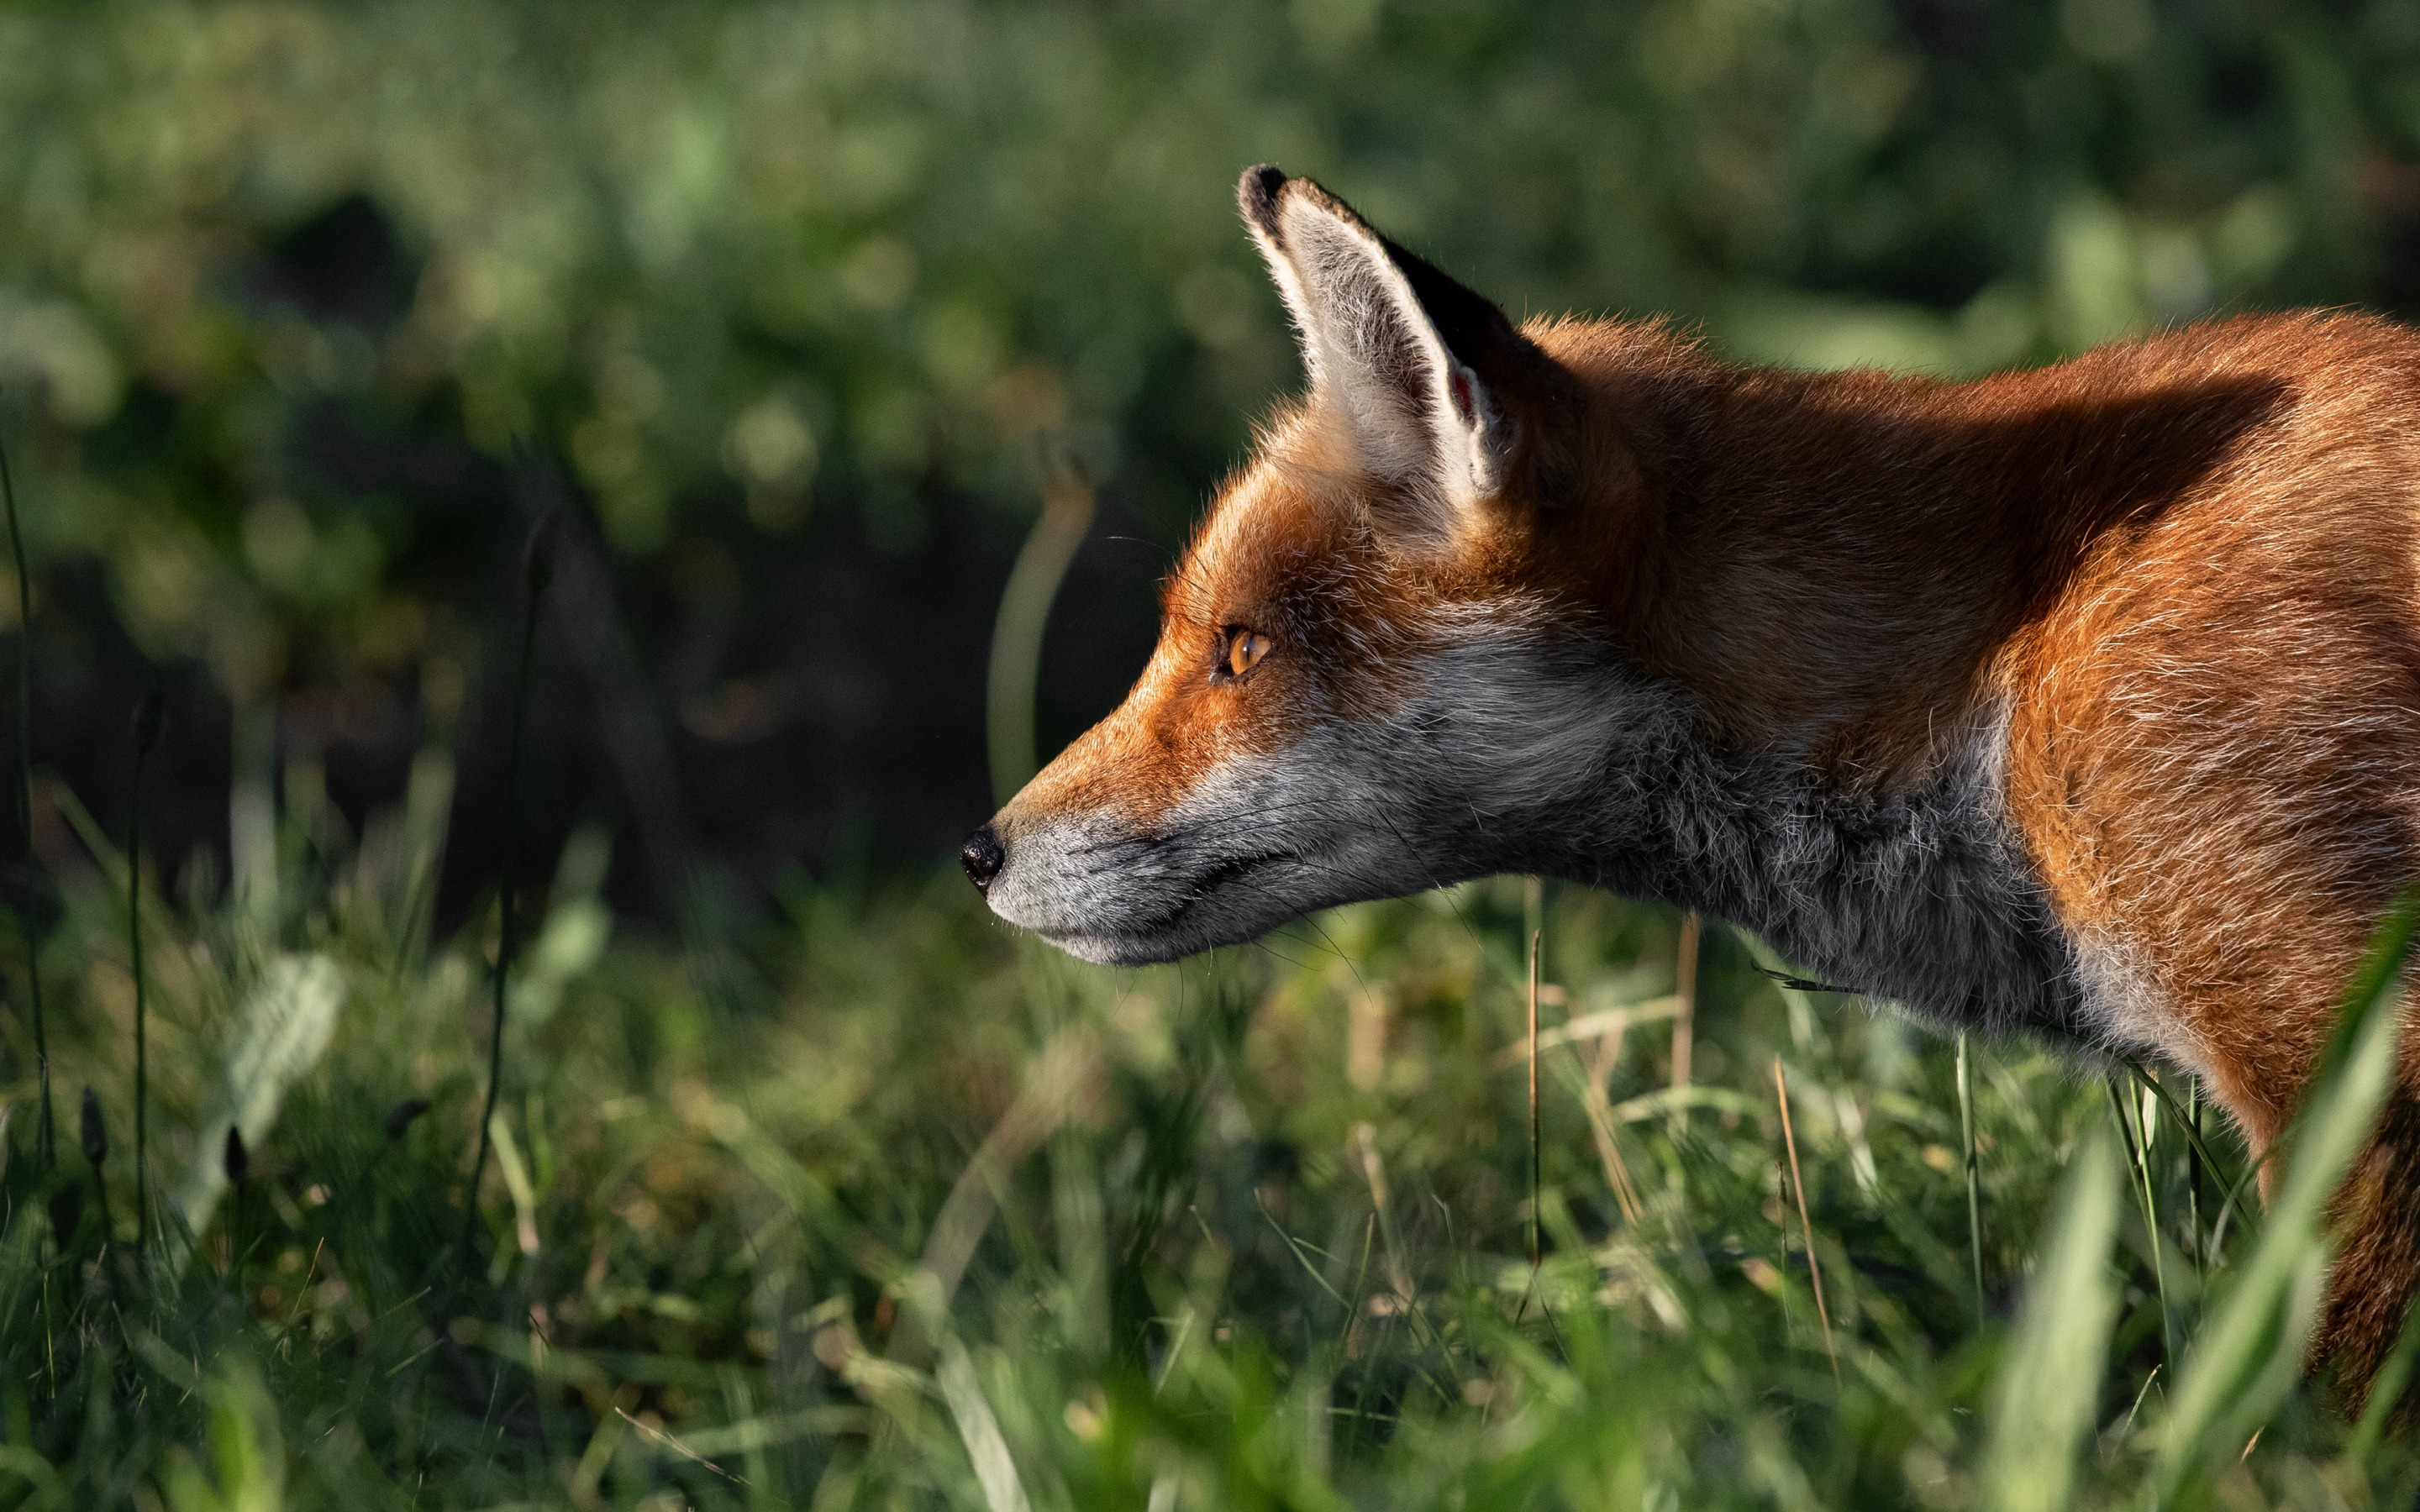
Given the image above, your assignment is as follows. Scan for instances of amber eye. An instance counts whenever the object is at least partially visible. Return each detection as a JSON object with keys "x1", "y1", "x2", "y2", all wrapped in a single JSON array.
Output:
[{"x1": 1221, "y1": 628, "x2": 1271, "y2": 680}]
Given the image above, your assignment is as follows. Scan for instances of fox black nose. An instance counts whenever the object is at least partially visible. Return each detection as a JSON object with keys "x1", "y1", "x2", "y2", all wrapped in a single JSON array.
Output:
[{"x1": 961, "y1": 825, "x2": 1005, "y2": 892}]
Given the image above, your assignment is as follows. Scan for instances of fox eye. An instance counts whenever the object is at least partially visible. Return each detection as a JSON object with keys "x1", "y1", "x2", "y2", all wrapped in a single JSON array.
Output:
[{"x1": 1218, "y1": 627, "x2": 1272, "y2": 680}]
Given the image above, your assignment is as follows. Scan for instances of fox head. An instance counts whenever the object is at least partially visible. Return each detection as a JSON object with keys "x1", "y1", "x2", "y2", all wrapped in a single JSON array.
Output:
[{"x1": 965, "y1": 166, "x2": 1656, "y2": 964}]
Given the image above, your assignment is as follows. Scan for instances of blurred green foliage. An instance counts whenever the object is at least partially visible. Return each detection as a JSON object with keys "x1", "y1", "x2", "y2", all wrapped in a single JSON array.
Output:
[{"x1": 1, "y1": 0, "x2": 2417, "y2": 741}]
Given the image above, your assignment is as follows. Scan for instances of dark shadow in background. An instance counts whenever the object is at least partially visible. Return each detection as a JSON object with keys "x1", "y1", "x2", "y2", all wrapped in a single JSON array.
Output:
[{"x1": 0, "y1": 192, "x2": 1173, "y2": 937}]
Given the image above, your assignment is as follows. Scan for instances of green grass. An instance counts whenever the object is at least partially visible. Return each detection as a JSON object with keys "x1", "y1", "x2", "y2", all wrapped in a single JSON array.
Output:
[{"x1": 3, "y1": 759, "x2": 2418, "y2": 1509}]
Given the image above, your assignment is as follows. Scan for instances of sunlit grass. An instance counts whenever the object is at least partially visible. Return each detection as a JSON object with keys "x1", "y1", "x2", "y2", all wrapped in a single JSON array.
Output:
[{"x1": 2, "y1": 777, "x2": 2417, "y2": 1508}]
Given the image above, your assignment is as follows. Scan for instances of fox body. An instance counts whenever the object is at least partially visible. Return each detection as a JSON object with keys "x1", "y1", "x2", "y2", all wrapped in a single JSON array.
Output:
[{"x1": 965, "y1": 166, "x2": 2420, "y2": 1389}]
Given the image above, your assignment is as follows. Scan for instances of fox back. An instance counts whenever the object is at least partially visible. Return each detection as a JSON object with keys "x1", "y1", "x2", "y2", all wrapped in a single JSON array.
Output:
[{"x1": 964, "y1": 165, "x2": 2420, "y2": 1399}]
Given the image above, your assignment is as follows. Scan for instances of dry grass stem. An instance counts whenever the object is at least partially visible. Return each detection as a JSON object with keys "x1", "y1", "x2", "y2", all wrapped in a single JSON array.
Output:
[
  {"x1": 1528, "y1": 927, "x2": 1541, "y2": 1270},
  {"x1": 618, "y1": 1406, "x2": 746, "y2": 1487},
  {"x1": 1490, "y1": 996, "x2": 1681, "y2": 1070},
  {"x1": 1775, "y1": 1056, "x2": 1839, "y2": 1381},
  {"x1": 986, "y1": 460, "x2": 1095, "y2": 806},
  {"x1": 1567, "y1": 1016, "x2": 1645, "y2": 1229},
  {"x1": 1352, "y1": 1121, "x2": 1413, "y2": 1305},
  {"x1": 890, "y1": 1026, "x2": 1104, "y2": 1367},
  {"x1": 1670, "y1": 911, "x2": 1701, "y2": 1116}
]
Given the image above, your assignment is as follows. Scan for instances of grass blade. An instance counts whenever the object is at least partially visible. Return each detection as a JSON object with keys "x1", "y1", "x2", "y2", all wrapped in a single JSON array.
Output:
[
  {"x1": 985, "y1": 460, "x2": 1093, "y2": 806},
  {"x1": 1959, "y1": 1030, "x2": 1983, "y2": 1317},
  {"x1": 1669, "y1": 910, "x2": 1699, "y2": 1138},
  {"x1": 128, "y1": 688, "x2": 160, "y2": 1251},
  {"x1": 1980, "y1": 1126, "x2": 2124, "y2": 1512},
  {"x1": 2188, "y1": 1076, "x2": 2205, "y2": 1278},
  {"x1": 1528, "y1": 927, "x2": 1540, "y2": 1271},
  {"x1": 1774, "y1": 1057, "x2": 1838, "y2": 1383},
  {"x1": 2107, "y1": 1075, "x2": 2175, "y2": 1368},
  {"x1": 174, "y1": 954, "x2": 347, "y2": 1243},
  {"x1": 2114, "y1": 1052, "x2": 2237, "y2": 1228},
  {"x1": 460, "y1": 518, "x2": 554, "y2": 1273},
  {"x1": 0, "y1": 412, "x2": 50, "y2": 1172},
  {"x1": 937, "y1": 1338, "x2": 1032, "y2": 1512}
]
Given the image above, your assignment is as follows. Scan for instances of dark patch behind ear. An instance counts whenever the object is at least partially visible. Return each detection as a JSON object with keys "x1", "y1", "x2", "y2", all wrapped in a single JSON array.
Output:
[
  {"x1": 1382, "y1": 236, "x2": 1587, "y2": 506},
  {"x1": 1381, "y1": 238, "x2": 1518, "y2": 376}
]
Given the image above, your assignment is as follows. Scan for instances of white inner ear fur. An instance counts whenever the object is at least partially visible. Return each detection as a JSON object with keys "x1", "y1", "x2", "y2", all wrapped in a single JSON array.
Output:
[
  {"x1": 1258, "y1": 196, "x2": 1508, "y2": 544},
  {"x1": 1244, "y1": 215, "x2": 1323, "y2": 395}
]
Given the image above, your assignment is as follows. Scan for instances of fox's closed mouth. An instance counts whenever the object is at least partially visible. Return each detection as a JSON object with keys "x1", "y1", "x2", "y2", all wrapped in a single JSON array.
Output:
[
  {"x1": 1023, "y1": 848, "x2": 1321, "y2": 963},
  {"x1": 1176, "y1": 848, "x2": 1298, "y2": 904},
  {"x1": 1107, "y1": 848, "x2": 1302, "y2": 935}
]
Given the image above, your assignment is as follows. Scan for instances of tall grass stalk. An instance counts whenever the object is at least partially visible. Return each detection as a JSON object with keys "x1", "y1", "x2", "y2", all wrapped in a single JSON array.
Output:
[
  {"x1": 129, "y1": 688, "x2": 160, "y2": 1248},
  {"x1": 1669, "y1": 911, "x2": 1699, "y2": 1140},
  {"x1": 2107, "y1": 1076, "x2": 2175, "y2": 1368},
  {"x1": 2117, "y1": 1053, "x2": 2235, "y2": 1237},
  {"x1": 460, "y1": 520, "x2": 553, "y2": 1271},
  {"x1": 0, "y1": 417, "x2": 50, "y2": 1169},
  {"x1": 1957, "y1": 1031, "x2": 1983, "y2": 1315},
  {"x1": 1773, "y1": 1056, "x2": 1837, "y2": 1380},
  {"x1": 1527, "y1": 927, "x2": 1540, "y2": 1271},
  {"x1": 2187, "y1": 1077, "x2": 2205, "y2": 1278},
  {"x1": 985, "y1": 464, "x2": 1093, "y2": 806},
  {"x1": 1980, "y1": 1128, "x2": 2123, "y2": 1512}
]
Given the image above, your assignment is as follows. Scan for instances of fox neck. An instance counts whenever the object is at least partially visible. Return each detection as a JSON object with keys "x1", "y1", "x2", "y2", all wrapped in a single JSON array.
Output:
[
  {"x1": 1491, "y1": 666, "x2": 2087, "y2": 1040},
  {"x1": 1478, "y1": 344, "x2": 2126, "y2": 1034}
]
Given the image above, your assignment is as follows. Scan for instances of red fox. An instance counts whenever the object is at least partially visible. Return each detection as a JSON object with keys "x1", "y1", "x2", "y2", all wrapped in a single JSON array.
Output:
[{"x1": 963, "y1": 165, "x2": 2420, "y2": 1393}]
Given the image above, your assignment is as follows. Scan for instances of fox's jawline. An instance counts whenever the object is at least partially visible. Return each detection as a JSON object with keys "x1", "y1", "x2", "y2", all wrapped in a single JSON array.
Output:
[
  {"x1": 1039, "y1": 846, "x2": 1349, "y2": 963},
  {"x1": 1128, "y1": 847, "x2": 1303, "y2": 933}
]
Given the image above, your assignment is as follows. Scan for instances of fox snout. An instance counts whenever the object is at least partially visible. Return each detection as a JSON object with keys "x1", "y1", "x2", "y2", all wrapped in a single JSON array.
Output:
[
  {"x1": 960, "y1": 824, "x2": 1004, "y2": 893},
  {"x1": 966, "y1": 768, "x2": 1356, "y2": 966}
]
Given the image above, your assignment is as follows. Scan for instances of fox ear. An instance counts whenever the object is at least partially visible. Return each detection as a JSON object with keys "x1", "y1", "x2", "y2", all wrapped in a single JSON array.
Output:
[{"x1": 1239, "y1": 165, "x2": 1539, "y2": 550}]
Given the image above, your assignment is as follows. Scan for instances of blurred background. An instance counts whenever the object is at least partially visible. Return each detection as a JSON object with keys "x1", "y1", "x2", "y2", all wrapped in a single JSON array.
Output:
[{"x1": 1, "y1": 0, "x2": 2415, "y2": 928}]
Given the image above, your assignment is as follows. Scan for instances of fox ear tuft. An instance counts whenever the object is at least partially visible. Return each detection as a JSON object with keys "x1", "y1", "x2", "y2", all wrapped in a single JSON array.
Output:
[
  {"x1": 1238, "y1": 165, "x2": 1288, "y2": 240},
  {"x1": 1238, "y1": 166, "x2": 1534, "y2": 551}
]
